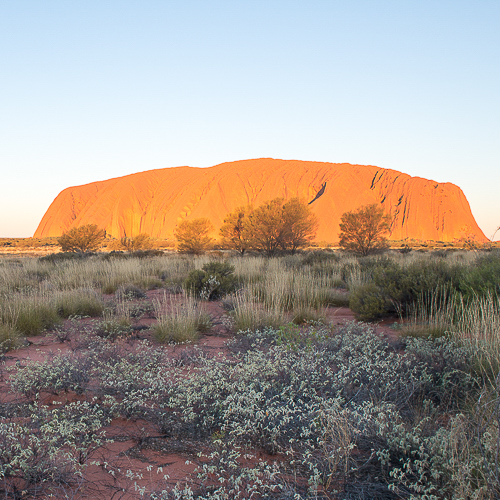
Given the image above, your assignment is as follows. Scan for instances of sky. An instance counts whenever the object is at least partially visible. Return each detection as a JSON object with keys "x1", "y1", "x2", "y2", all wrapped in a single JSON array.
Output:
[{"x1": 1, "y1": 1, "x2": 499, "y2": 239}]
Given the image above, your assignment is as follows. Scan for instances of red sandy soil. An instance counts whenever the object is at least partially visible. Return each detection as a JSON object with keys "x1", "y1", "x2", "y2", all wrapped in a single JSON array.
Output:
[{"x1": 1, "y1": 291, "x2": 400, "y2": 499}]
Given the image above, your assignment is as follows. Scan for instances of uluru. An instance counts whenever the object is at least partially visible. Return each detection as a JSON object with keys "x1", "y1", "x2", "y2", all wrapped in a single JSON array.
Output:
[{"x1": 34, "y1": 158, "x2": 486, "y2": 243}]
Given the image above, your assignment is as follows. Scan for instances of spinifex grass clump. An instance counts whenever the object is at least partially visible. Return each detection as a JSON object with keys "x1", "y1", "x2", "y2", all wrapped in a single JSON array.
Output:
[
  {"x1": 0, "y1": 292, "x2": 61, "y2": 336},
  {"x1": 227, "y1": 290, "x2": 285, "y2": 332},
  {"x1": 0, "y1": 322, "x2": 22, "y2": 352},
  {"x1": 53, "y1": 288, "x2": 105, "y2": 318},
  {"x1": 249, "y1": 264, "x2": 337, "y2": 311},
  {"x1": 406, "y1": 289, "x2": 500, "y2": 382},
  {"x1": 153, "y1": 293, "x2": 212, "y2": 343}
]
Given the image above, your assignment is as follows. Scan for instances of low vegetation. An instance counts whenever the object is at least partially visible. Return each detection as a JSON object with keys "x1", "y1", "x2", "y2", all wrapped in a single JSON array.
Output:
[
  {"x1": 0, "y1": 248, "x2": 499, "y2": 497},
  {"x1": 58, "y1": 224, "x2": 106, "y2": 253}
]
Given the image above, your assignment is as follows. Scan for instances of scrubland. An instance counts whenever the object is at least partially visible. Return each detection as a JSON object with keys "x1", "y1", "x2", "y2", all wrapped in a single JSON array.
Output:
[{"x1": 0, "y1": 249, "x2": 499, "y2": 499}]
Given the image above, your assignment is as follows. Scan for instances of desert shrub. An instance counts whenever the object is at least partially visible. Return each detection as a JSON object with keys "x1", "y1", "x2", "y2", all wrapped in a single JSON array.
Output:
[
  {"x1": 183, "y1": 261, "x2": 238, "y2": 300},
  {"x1": 9, "y1": 351, "x2": 95, "y2": 397},
  {"x1": 57, "y1": 224, "x2": 105, "y2": 253},
  {"x1": 115, "y1": 283, "x2": 147, "y2": 301},
  {"x1": 162, "y1": 322, "x2": 478, "y2": 496},
  {"x1": 349, "y1": 282, "x2": 389, "y2": 321},
  {"x1": 457, "y1": 252, "x2": 500, "y2": 298},
  {"x1": 128, "y1": 302, "x2": 154, "y2": 319},
  {"x1": 153, "y1": 447, "x2": 287, "y2": 499},
  {"x1": 0, "y1": 401, "x2": 110, "y2": 498},
  {"x1": 96, "y1": 318, "x2": 132, "y2": 340}
]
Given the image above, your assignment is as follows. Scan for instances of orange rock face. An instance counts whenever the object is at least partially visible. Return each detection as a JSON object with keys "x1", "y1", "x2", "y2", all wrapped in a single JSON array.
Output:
[{"x1": 34, "y1": 158, "x2": 486, "y2": 243}]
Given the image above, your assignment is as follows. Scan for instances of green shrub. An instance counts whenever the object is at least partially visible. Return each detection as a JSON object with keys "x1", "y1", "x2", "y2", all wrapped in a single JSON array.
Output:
[
  {"x1": 349, "y1": 283, "x2": 389, "y2": 321},
  {"x1": 96, "y1": 318, "x2": 132, "y2": 340},
  {"x1": 135, "y1": 276, "x2": 164, "y2": 290},
  {"x1": 183, "y1": 261, "x2": 238, "y2": 300},
  {"x1": 130, "y1": 249, "x2": 164, "y2": 258},
  {"x1": 300, "y1": 249, "x2": 338, "y2": 266},
  {"x1": 355, "y1": 257, "x2": 462, "y2": 318},
  {"x1": 458, "y1": 252, "x2": 500, "y2": 298},
  {"x1": 115, "y1": 284, "x2": 147, "y2": 301},
  {"x1": 322, "y1": 289, "x2": 350, "y2": 307},
  {"x1": 101, "y1": 283, "x2": 117, "y2": 295}
]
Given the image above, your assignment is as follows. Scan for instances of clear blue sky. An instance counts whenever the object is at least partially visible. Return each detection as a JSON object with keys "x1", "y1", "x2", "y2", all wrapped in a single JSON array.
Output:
[{"x1": 1, "y1": 1, "x2": 499, "y2": 239}]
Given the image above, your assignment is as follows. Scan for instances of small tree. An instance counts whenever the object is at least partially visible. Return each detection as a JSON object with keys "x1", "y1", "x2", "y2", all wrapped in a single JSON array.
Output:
[
  {"x1": 57, "y1": 224, "x2": 105, "y2": 253},
  {"x1": 245, "y1": 197, "x2": 318, "y2": 255},
  {"x1": 219, "y1": 205, "x2": 253, "y2": 255},
  {"x1": 338, "y1": 204, "x2": 391, "y2": 256},
  {"x1": 174, "y1": 218, "x2": 214, "y2": 254},
  {"x1": 280, "y1": 198, "x2": 318, "y2": 253},
  {"x1": 120, "y1": 233, "x2": 152, "y2": 251},
  {"x1": 246, "y1": 198, "x2": 286, "y2": 256}
]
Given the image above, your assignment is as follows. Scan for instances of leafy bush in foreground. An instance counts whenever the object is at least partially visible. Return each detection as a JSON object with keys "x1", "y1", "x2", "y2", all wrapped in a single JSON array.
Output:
[
  {"x1": 160, "y1": 323, "x2": 480, "y2": 497},
  {"x1": 5, "y1": 318, "x2": 497, "y2": 498},
  {"x1": 183, "y1": 261, "x2": 238, "y2": 300},
  {"x1": 0, "y1": 401, "x2": 110, "y2": 498}
]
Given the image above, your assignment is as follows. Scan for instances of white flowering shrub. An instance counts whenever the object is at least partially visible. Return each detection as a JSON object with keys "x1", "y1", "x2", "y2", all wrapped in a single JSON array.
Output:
[
  {"x1": 9, "y1": 350, "x2": 96, "y2": 397},
  {"x1": 0, "y1": 401, "x2": 110, "y2": 498},
  {"x1": 150, "y1": 447, "x2": 289, "y2": 499},
  {"x1": 2, "y1": 286, "x2": 497, "y2": 499},
  {"x1": 150, "y1": 322, "x2": 479, "y2": 497}
]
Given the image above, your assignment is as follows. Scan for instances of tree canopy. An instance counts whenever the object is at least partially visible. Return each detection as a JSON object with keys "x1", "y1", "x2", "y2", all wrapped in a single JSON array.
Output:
[
  {"x1": 338, "y1": 204, "x2": 391, "y2": 255},
  {"x1": 57, "y1": 224, "x2": 106, "y2": 253},
  {"x1": 226, "y1": 197, "x2": 318, "y2": 255},
  {"x1": 119, "y1": 233, "x2": 152, "y2": 251},
  {"x1": 174, "y1": 218, "x2": 214, "y2": 254},
  {"x1": 280, "y1": 198, "x2": 319, "y2": 252},
  {"x1": 219, "y1": 205, "x2": 253, "y2": 255}
]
